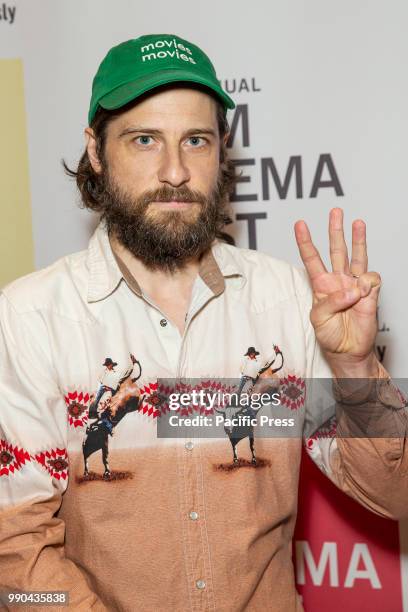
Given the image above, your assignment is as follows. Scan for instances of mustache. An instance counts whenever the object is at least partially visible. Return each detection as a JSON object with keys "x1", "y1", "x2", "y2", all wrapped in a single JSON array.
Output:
[{"x1": 135, "y1": 185, "x2": 209, "y2": 206}]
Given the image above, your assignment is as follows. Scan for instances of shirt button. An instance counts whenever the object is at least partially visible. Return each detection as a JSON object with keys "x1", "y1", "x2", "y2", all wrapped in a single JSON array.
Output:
[
  {"x1": 189, "y1": 511, "x2": 199, "y2": 521},
  {"x1": 159, "y1": 318, "x2": 167, "y2": 327},
  {"x1": 196, "y1": 579, "x2": 206, "y2": 589},
  {"x1": 185, "y1": 441, "x2": 194, "y2": 451}
]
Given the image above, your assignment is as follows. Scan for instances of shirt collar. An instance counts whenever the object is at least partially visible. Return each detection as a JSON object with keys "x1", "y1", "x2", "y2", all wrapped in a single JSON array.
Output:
[{"x1": 86, "y1": 221, "x2": 244, "y2": 303}]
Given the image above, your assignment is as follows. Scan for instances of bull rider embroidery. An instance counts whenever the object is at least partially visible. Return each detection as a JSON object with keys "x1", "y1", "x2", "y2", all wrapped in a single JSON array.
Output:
[{"x1": 215, "y1": 345, "x2": 284, "y2": 466}]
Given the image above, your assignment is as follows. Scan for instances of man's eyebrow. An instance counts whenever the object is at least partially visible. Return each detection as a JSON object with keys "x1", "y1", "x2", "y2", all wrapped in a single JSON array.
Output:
[
  {"x1": 119, "y1": 127, "x2": 160, "y2": 137},
  {"x1": 183, "y1": 128, "x2": 217, "y2": 137},
  {"x1": 118, "y1": 126, "x2": 217, "y2": 138}
]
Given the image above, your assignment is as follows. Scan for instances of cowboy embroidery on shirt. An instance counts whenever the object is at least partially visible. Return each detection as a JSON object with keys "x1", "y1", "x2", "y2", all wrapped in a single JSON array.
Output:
[
  {"x1": 216, "y1": 345, "x2": 285, "y2": 466},
  {"x1": 82, "y1": 353, "x2": 144, "y2": 479}
]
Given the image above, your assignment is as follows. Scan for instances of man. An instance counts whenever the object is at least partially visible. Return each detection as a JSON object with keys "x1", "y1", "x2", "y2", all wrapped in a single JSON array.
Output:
[
  {"x1": 88, "y1": 358, "x2": 118, "y2": 422},
  {"x1": 0, "y1": 33, "x2": 407, "y2": 612},
  {"x1": 237, "y1": 347, "x2": 261, "y2": 396}
]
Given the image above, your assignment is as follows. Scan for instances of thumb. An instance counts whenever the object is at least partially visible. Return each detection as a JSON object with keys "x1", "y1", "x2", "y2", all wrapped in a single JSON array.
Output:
[{"x1": 311, "y1": 287, "x2": 360, "y2": 328}]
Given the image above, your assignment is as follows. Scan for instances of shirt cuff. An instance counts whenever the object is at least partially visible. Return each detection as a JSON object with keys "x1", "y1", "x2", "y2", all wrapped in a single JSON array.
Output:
[{"x1": 332, "y1": 361, "x2": 407, "y2": 410}]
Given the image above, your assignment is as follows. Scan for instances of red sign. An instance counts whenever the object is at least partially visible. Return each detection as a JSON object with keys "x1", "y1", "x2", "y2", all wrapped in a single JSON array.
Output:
[{"x1": 294, "y1": 450, "x2": 403, "y2": 611}]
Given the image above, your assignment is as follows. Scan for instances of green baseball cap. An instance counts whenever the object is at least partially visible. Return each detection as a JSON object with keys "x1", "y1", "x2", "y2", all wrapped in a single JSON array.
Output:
[{"x1": 88, "y1": 34, "x2": 235, "y2": 124}]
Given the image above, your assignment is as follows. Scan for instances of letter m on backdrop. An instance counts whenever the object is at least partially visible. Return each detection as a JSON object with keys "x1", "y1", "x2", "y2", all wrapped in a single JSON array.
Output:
[{"x1": 296, "y1": 541, "x2": 340, "y2": 587}]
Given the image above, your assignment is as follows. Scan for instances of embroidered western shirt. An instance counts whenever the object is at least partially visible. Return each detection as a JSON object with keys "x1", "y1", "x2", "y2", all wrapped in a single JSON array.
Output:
[{"x1": 0, "y1": 222, "x2": 407, "y2": 612}]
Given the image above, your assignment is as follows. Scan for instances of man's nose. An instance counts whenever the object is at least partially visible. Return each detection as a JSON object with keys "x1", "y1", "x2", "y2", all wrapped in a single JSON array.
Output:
[{"x1": 157, "y1": 146, "x2": 191, "y2": 187}]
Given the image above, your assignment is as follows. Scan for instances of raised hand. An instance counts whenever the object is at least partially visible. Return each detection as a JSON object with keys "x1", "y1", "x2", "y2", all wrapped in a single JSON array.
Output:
[{"x1": 294, "y1": 208, "x2": 381, "y2": 377}]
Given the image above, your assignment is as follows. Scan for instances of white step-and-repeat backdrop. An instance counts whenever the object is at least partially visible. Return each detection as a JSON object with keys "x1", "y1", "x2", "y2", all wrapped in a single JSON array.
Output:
[{"x1": 1, "y1": 1, "x2": 407, "y2": 609}]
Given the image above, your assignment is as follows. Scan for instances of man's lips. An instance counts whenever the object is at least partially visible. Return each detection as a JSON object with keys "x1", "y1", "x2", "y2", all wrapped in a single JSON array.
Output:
[{"x1": 150, "y1": 200, "x2": 195, "y2": 208}]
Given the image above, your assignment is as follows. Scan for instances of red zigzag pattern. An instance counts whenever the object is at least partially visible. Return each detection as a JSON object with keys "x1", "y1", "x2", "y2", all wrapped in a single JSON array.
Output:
[{"x1": 0, "y1": 439, "x2": 68, "y2": 480}]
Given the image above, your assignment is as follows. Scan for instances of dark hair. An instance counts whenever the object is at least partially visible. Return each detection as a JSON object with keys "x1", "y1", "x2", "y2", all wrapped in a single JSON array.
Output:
[{"x1": 63, "y1": 88, "x2": 237, "y2": 244}]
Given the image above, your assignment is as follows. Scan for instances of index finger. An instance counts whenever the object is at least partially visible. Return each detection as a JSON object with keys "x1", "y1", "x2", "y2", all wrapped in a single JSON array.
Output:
[{"x1": 294, "y1": 220, "x2": 327, "y2": 280}]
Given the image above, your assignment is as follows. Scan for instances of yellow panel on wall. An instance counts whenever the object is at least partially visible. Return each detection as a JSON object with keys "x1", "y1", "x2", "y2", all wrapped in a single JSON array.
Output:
[{"x1": 0, "y1": 58, "x2": 34, "y2": 287}]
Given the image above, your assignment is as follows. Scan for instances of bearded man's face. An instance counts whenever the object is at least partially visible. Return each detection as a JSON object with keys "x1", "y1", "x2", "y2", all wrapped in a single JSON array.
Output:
[{"x1": 86, "y1": 87, "x2": 230, "y2": 271}]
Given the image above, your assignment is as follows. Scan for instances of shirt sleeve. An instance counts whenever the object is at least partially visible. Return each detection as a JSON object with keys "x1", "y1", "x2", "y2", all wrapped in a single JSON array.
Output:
[
  {"x1": 0, "y1": 292, "x2": 107, "y2": 610},
  {"x1": 294, "y1": 268, "x2": 408, "y2": 520}
]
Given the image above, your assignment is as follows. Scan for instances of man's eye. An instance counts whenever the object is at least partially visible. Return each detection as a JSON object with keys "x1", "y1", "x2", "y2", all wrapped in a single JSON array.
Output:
[
  {"x1": 135, "y1": 135, "x2": 153, "y2": 145},
  {"x1": 188, "y1": 136, "x2": 205, "y2": 147}
]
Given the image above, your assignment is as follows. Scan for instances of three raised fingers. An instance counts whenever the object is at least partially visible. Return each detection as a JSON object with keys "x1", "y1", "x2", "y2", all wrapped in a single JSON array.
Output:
[{"x1": 296, "y1": 208, "x2": 370, "y2": 281}]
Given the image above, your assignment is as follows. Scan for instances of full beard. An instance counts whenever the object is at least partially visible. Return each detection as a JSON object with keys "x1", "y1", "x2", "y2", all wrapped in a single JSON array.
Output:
[{"x1": 99, "y1": 169, "x2": 230, "y2": 272}]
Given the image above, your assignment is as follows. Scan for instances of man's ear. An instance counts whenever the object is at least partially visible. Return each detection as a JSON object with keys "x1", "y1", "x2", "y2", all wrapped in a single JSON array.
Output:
[
  {"x1": 223, "y1": 131, "x2": 230, "y2": 147},
  {"x1": 85, "y1": 127, "x2": 102, "y2": 174}
]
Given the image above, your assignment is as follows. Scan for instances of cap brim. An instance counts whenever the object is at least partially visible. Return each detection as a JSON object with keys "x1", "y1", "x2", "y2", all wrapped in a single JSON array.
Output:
[{"x1": 98, "y1": 69, "x2": 235, "y2": 114}]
